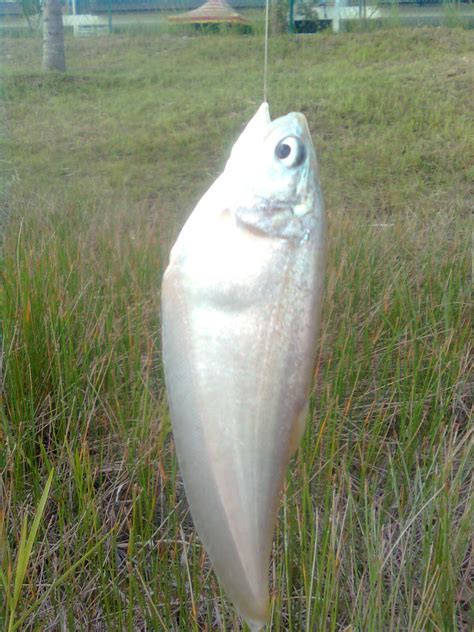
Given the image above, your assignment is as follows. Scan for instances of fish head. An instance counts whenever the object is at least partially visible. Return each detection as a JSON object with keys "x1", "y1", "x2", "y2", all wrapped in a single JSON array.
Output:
[{"x1": 224, "y1": 102, "x2": 324, "y2": 241}]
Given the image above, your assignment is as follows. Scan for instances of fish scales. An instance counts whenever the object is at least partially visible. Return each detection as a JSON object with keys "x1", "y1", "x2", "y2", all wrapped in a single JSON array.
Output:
[{"x1": 162, "y1": 103, "x2": 326, "y2": 629}]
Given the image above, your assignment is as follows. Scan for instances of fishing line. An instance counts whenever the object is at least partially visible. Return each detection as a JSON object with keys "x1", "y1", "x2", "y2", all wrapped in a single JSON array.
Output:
[{"x1": 263, "y1": 0, "x2": 270, "y2": 102}]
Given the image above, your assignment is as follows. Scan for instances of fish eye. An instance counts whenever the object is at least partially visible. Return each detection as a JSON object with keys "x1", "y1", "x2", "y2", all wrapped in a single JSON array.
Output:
[{"x1": 275, "y1": 136, "x2": 305, "y2": 168}]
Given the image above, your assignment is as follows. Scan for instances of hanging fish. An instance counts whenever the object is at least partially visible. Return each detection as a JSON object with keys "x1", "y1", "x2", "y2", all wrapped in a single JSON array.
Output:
[{"x1": 161, "y1": 103, "x2": 326, "y2": 630}]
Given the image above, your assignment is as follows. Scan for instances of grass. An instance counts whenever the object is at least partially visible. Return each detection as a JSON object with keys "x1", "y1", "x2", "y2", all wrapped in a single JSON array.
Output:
[{"x1": 0, "y1": 25, "x2": 473, "y2": 631}]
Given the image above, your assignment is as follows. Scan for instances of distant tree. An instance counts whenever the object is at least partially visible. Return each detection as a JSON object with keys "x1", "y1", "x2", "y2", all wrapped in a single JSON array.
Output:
[
  {"x1": 271, "y1": 0, "x2": 289, "y2": 34},
  {"x1": 20, "y1": 0, "x2": 43, "y2": 32},
  {"x1": 42, "y1": 0, "x2": 66, "y2": 72}
]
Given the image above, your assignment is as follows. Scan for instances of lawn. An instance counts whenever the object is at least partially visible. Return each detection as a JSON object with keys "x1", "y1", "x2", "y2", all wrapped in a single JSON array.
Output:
[{"x1": 0, "y1": 24, "x2": 472, "y2": 631}]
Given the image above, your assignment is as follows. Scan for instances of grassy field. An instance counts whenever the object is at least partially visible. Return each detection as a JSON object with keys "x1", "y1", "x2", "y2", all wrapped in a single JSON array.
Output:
[{"x1": 0, "y1": 25, "x2": 473, "y2": 631}]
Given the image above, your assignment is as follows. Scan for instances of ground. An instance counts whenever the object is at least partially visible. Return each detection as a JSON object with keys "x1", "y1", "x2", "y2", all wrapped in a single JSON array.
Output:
[{"x1": 0, "y1": 25, "x2": 472, "y2": 631}]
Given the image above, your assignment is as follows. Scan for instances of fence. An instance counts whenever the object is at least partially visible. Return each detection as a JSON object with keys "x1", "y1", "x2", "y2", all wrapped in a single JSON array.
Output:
[{"x1": 1, "y1": 0, "x2": 266, "y2": 17}]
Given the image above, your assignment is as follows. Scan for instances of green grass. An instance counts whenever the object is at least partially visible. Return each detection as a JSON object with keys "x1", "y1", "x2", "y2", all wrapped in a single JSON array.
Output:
[{"x1": 0, "y1": 26, "x2": 473, "y2": 631}]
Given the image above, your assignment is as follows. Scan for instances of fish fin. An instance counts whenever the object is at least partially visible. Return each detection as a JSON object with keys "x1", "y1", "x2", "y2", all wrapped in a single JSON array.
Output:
[{"x1": 288, "y1": 402, "x2": 309, "y2": 457}]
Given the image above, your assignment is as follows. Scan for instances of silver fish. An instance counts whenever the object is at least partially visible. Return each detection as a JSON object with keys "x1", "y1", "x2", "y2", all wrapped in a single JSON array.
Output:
[{"x1": 161, "y1": 103, "x2": 326, "y2": 630}]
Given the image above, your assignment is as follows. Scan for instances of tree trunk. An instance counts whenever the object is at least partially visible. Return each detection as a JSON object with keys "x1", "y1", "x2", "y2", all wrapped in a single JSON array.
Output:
[{"x1": 42, "y1": 0, "x2": 65, "y2": 72}]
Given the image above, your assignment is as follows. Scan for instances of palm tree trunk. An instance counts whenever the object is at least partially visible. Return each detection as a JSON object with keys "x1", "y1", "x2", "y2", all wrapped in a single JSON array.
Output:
[{"x1": 42, "y1": 0, "x2": 65, "y2": 72}]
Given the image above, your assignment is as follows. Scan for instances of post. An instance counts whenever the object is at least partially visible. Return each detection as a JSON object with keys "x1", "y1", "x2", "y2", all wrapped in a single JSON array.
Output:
[{"x1": 288, "y1": 0, "x2": 295, "y2": 32}]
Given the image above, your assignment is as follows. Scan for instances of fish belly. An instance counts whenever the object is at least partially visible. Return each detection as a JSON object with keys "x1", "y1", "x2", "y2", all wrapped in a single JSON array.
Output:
[{"x1": 162, "y1": 215, "x2": 323, "y2": 626}]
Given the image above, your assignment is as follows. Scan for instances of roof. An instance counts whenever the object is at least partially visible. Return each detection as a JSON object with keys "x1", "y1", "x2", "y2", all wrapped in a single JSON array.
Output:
[{"x1": 168, "y1": 0, "x2": 249, "y2": 24}]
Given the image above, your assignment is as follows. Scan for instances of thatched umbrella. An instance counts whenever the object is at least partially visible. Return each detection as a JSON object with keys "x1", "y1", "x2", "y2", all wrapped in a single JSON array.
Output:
[{"x1": 168, "y1": 0, "x2": 249, "y2": 25}]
